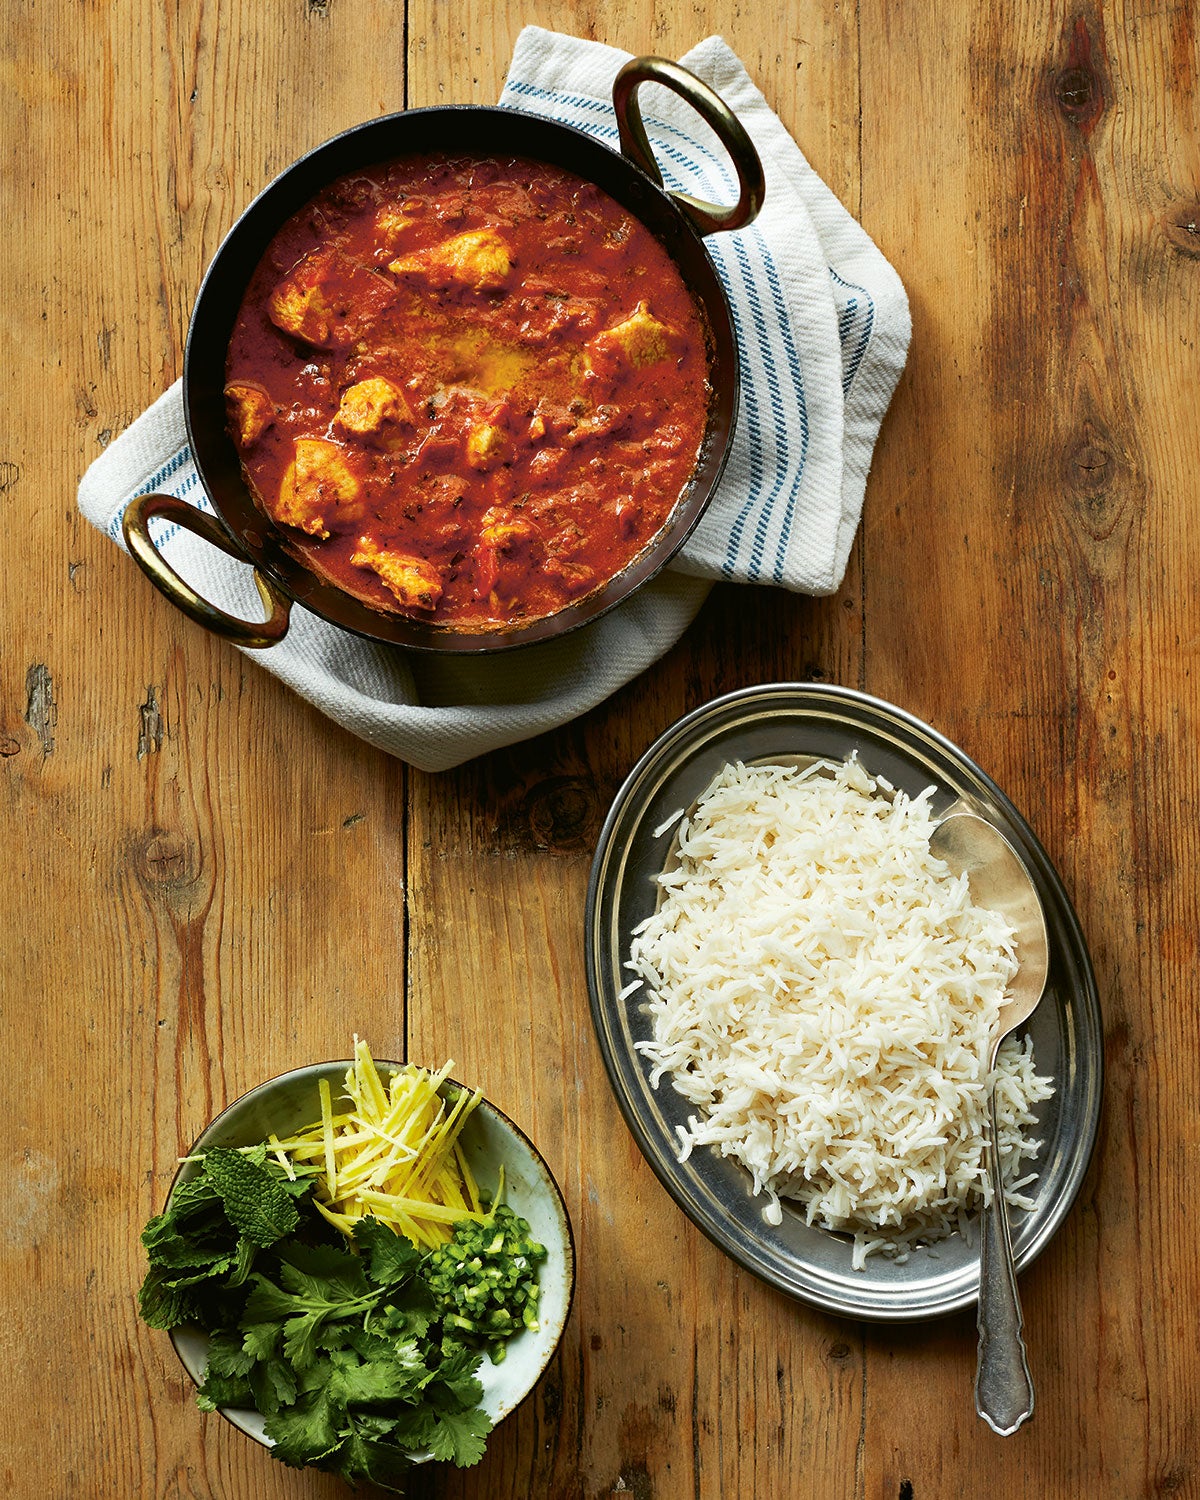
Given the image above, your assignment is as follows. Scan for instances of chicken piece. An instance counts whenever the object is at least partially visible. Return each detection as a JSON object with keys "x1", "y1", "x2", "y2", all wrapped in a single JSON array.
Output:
[
  {"x1": 351, "y1": 537, "x2": 443, "y2": 611},
  {"x1": 224, "y1": 382, "x2": 274, "y2": 447},
  {"x1": 465, "y1": 421, "x2": 509, "y2": 471},
  {"x1": 588, "y1": 301, "x2": 672, "y2": 370},
  {"x1": 268, "y1": 252, "x2": 336, "y2": 347},
  {"x1": 374, "y1": 204, "x2": 414, "y2": 247},
  {"x1": 389, "y1": 229, "x2": 513, "y2": 292},
  {"x1": 272, "y1": 438, "x2": 361, "y2": 538},
  {"x1": 561, "y1": 402, "x2": 625, "y2": 447},
  {"x1": 479, "y1": 506, "x2": 534, "y2": 549},
  {"x1": 472, "y1": 506, "x2": 535, "y2": 597},
  {"x1": 336, "y1": 377, "x2": 412, "y2": 436}
]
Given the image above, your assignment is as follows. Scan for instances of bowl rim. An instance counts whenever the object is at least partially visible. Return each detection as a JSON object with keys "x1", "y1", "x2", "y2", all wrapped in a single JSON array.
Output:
[{"x1": 163, "y1": 1057, "x2": 577, "y2": 1456}]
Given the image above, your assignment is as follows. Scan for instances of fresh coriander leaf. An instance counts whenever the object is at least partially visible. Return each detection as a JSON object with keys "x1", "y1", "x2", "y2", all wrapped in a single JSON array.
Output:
[
  {"x1": 196, "y1": 1369, "x2": 255, "y2": 1412},
  {"x1": 333, "y1": 1424, "x2": 412, "y2": 1492},
  {"x1": 241, "y1": 1273, "x2": 297, "y2": 1328},
  {"x1": 348, "y1": 1411, "x2": 399, "y2": 1440},
  {"x1": 241, "y1": 1320, "x2": 279, "y2": 1363},
  {"x1": 205, "y1": 1329, "x2": 254, "y2": 1380},
  {"x1": 271, "y1": 1168, "x2": 321, "y2": 1200},
  {"x1": 248, "y1": 1352, "x2": 298, "y2": 1416},
  {"x1": 262, "y1": 1389, "x2": 344, "y2": 1468},
  {"x1": 314, "y1": 1318, "x2": 361, "y2": 1354},
  {"x1": 424, "y1": 1406, "x2": 492, "y2": 1467},
  {"x1": 353, "y1": 1217, "x2": 422, "y2": 1288},
  {"x1": 282, "y1": 1308, "x2": 330, "y2": 1371},
  {"x1": 328, "y1": 1350, "x2": 426, "y2": 1407},
  {"x1": 340, "y1": 1323, "x2": 405, "y2": 1364},
  {"x1": 294, "y1": 1354, "x2": 341, "y2": 1399},
  {"x1": 337, "y1": 1328, "x2": 433, "y2": 1397},
  {"x1": 242, "y1": 1268, "x2": 380, "y2": 1371},
  {"x1": 202, "y1": 1147, "x2": 300, "y2": 1247},
  {"x1": 392, "y1": 1278, "x2": 438, "y2": 1339},
  {"x1": 370, "y1": 1289, "x2": 436, "y2": 1343},
  {"x1": 277, "y1": 1242, "x2": 371, "y2": 1302},
  {"x1": 242, "y1": 1274, "x2": 330, "y2": 1370},
  {"x1": 429, "y1": 1341, "x2": 486, "y2": 1409},
  {"x1": 385, "y1": 1406, "x2": 439, "y2": 1451}
]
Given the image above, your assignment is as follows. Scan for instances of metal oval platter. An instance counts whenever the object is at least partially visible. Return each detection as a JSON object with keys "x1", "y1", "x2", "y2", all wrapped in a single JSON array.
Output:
[{"x1": 585, "y1": 683, "x2": 1103, "y2": 1321}]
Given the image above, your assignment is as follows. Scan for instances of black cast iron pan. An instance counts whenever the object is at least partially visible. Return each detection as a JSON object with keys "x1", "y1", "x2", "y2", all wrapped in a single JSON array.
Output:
[{"x1": 123, "y1": 58, "x2": 765, "y2": 654}]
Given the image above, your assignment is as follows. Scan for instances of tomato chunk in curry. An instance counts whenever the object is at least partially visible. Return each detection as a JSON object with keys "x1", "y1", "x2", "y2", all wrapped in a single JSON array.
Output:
[{"x1": 224, "y1": 154, "x2": 712, "y2": 629}]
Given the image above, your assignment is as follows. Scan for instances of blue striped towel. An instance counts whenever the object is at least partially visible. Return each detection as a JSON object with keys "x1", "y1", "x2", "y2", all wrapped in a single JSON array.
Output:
[
  {"x1": 77, "y1": 31, "x2": 908, "y2": 771},
  {"x1": 503, "y1": 29, "x2": 909, "y2": 592}
]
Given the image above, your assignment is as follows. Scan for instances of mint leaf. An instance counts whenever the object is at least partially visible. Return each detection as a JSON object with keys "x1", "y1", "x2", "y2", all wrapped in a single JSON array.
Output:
[
  {"x1": 354, "y1": 1217, "x2": 422, "y2": 1287},
  {"x1": 161, "y1": 1171, "x2": 223, "y2": 1219},
  {"x1": 137, "y1": 1268, "x2": 201, "y2": 1330},
  {"x1": 424, "y1": 1406, "x2": 492, "y2": 1467},
  {"x1": 141, "y1": 1212, "x2": 228, "y2": 1268},
  {"x1": 201, "y1": 1148, "x2": 300, "y2": 1247},
  {"x1": 224, "y1": 1235, "x2": 258, "y2": 1288},
  {"x1": 156, "y1": 1258, "x2": 236, "y2": 1290}
]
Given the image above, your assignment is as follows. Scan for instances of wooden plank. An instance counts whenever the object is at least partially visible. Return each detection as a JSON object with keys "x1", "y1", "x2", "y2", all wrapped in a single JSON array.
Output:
[
  {"x1": 856, "y1": 0, "x2": 1200, "y2": 1492},
  {"x1": 403, "y1": 5, "x2": 864, "y2": 1497},
  {"x1": 1, "y1": 1, "x2": 411, "y2": 1494}
]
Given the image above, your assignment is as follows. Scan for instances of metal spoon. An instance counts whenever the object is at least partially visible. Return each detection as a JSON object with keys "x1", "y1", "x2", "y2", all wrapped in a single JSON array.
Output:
[{"x1": 928, "y1": 811, "x2": 1050, "y2": 1437}]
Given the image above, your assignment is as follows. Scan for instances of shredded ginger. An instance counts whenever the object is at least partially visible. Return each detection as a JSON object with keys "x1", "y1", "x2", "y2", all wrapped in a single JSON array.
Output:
[
  {"x1": 267, "y1": 1039, "x2": 488, "y2": 1248},
  {"x1": 627, "y1": 757, "x2": 1054, "y2": 1268}
]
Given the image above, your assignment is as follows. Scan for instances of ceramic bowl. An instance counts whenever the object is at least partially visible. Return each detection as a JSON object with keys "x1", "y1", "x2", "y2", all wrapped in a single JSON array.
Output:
[{"x1": 166, "y1": 1059, "x2": 575, "y2": 1461}]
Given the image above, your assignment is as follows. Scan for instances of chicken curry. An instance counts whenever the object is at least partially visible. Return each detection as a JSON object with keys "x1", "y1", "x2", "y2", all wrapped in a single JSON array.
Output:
[{"x1": 224, "y1": 153, "x2": 712, "y2": 629}]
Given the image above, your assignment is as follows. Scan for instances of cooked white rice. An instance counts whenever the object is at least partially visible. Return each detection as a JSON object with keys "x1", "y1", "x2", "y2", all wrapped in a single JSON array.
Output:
[{"x1": 627, "y1": 756, "x2": 1054, "y2": 1268}]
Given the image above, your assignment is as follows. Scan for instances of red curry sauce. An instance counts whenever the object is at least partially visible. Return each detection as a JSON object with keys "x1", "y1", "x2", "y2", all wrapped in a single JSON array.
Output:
[{"x1": 224, "y1": 153, "x2": 711, "y2": 629}]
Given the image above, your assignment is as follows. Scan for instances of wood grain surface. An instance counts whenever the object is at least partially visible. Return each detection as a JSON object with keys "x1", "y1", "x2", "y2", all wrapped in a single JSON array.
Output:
[{"x1": 1, "y1": 0, "x2": 1196, "y2": 1496}]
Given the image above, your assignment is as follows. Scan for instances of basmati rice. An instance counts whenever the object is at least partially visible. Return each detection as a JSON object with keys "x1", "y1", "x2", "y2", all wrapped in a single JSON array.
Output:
[{"x1": 627, "y1": 756, "x2": 1054, "y2": 1268}]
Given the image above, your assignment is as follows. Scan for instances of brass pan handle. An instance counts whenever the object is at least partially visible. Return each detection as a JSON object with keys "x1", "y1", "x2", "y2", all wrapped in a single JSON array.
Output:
[
  {"x1": 612, "y1": 57, "x2": 765, "y2": 237},
  {"x1": 122, "y1": 493, "x2": 292, "y2": 649}
]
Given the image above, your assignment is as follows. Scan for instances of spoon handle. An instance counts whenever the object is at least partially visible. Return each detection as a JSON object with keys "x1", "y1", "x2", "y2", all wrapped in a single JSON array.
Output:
[{"x1": 975, "y1": 1086, "x2": 1035, "y2": 1435}]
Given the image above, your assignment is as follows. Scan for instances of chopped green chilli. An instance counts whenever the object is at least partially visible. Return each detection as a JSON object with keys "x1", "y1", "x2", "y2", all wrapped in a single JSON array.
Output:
[{"x1": 426, "y1": 1206, "x2": 547, "y2": 1363}]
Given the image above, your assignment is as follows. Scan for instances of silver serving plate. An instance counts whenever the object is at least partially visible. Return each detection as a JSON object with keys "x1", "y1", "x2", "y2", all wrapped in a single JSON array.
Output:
[{"x1": 584, "y1": 683, "x2": 1103, "y2": 1322}]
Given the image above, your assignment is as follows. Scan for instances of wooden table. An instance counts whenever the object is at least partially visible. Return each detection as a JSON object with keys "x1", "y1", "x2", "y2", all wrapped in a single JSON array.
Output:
[{"x1": 4, "y1": 1, "x2": 1196, "y2": 1495}]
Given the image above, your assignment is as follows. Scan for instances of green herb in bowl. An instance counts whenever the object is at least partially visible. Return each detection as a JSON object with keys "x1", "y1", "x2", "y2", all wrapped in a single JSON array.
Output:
[{"x1": 139, "y1": 1055, "x2": 574, "y2": 1490}]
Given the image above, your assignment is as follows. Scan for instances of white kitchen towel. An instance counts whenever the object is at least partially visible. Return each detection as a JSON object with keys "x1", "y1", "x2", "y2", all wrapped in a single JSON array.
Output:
[{"x1": 78, "y1": 29, "x2": 909, "y2": 772}]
